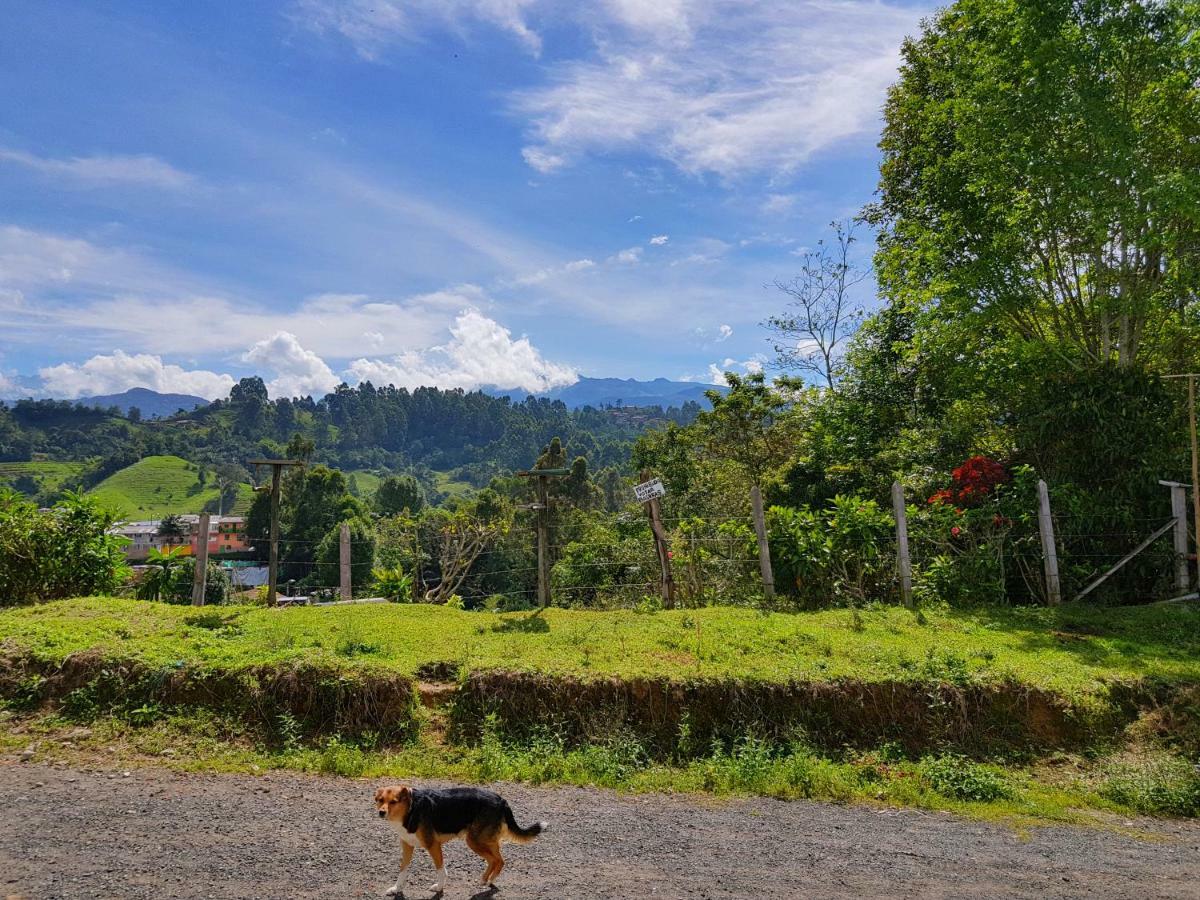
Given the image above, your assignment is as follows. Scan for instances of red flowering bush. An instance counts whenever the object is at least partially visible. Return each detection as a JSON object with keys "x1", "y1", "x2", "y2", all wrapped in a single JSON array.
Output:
[{"x1": 928, "y1": 456, "x2": 1009, "y2": 508}]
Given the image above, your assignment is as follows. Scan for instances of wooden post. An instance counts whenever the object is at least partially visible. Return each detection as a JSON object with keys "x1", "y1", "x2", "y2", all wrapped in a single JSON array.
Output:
[
  {"x1": 191, "y1": 513, "x2": 211, "y2": 606},
  {"x1": 340, "y1": 522, "x2": 352, "y2": 603},
  {"x1": 1037, "y1": 479, "x2": 1062, "y2": 606},
  {"x1": 536, "y1": 475, "x2": 551, "y2": 608},
  {"x1": 249, "y1": 459, "x2": 303, "y2": 608},
  {"x1": 411, "y1": 521, "x2": 422, "y2": 605},
  {"x1": 641, "y1": 470, "x2": 675, "y2": 609},
  {"x1": 267, "y1": 464, "x2": 282, "y2": 607},
  {"x1": 891, "y1": 482, "x2": 913, "y2": 609},
  {"x1": 750, "y1": 484, "x2": 775, "y2": 600},
  {"x1": 1190, "y1": 375, "x2": 1200, "y2": 580},
  {"x1": 1170, "y1": 483, "x2": 1190, "y2": 592}
]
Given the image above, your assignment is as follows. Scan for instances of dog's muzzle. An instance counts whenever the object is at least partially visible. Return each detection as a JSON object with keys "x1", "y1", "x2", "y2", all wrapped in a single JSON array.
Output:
[{"x1": 378, "y1": 809, "x2": 387, "y2": 818}]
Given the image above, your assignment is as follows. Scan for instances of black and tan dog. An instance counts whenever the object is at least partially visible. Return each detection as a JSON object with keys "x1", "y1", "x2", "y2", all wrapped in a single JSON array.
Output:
[{"x1": 375, "y1": 785, "x2": 547, "y2": 895}]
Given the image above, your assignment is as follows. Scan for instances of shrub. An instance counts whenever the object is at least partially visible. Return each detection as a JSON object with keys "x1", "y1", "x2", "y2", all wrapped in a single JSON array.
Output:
[
  {"x1": 372, "y1": 566, "x2": 413, "y2": 602},
  {"x1": 1098, "y1": 756, "x2": 1200, "y2": 817},
  {"x1": 921, "y1": 754, "x2": 1013, "y2": 802}
]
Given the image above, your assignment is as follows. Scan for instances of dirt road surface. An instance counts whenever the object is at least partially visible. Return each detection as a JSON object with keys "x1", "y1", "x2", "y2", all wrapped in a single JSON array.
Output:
[{"x1": 1, "y1": 762, "x2": 1197, "y2": 899}]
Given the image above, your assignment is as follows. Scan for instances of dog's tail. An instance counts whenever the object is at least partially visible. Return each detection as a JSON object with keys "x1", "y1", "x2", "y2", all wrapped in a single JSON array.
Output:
[{"x1": 502, "y1": 804, "x2": 548, "y2": 844}]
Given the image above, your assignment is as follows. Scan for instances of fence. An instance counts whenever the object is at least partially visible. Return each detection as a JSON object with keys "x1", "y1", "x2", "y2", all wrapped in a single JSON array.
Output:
[{"x1": 187, "y1": 475, "x2": 1194, "y2": 609}]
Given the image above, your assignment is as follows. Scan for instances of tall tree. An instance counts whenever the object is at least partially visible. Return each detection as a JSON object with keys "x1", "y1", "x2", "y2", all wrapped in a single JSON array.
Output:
[{"x1": 870, "y1": 0, "x2": 1200, "y2": 370}]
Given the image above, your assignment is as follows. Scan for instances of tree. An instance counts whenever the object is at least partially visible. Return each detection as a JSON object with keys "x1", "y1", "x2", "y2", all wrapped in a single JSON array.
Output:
[
  {"x1": 375, "y1": 474, "x2": 426, "y2": 516},
  {"x1": 215, "y1": 462, "x2": 250, "y2": 513},
  {"x1": 0, "y1": 490, "x2": 128, "y2": 605},
  {"x1": 127, "y1": 406, "x2": 142, "y2": 424},
  {"x1": 136, "y1": 546, "x2": 187, "y2": 601},
  {"x1": 165, "y1": 557, "x2": 230, "y2": 605},
  {"x1": 157, "y1": 514, "x2": 188, "y2": 546},
  {"x1": 870, "y1": 0, "x2": 1200, "y2": 370},
  {"x1": 767, "y1": 219, "x2": 870, "y2": 389},
  {"x1": 694, "y1": 372, "x2": 789, "y2": 486}
]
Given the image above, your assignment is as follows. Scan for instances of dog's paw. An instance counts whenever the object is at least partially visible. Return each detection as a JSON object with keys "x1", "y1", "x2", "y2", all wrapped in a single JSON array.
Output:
[{"x1": 385, "y1": 885, "x2": 405, "y2": 898}]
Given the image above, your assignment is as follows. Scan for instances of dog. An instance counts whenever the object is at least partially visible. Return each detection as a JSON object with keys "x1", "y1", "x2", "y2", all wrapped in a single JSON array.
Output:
[{"x1": 375, "y1": 784, "x2": 547, "y2": 895}]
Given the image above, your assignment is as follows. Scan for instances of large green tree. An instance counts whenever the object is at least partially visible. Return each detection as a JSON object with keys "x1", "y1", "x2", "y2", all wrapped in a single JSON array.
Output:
[{"x1": 871, "y1": 0, "x2": 1200, "y2": 370}]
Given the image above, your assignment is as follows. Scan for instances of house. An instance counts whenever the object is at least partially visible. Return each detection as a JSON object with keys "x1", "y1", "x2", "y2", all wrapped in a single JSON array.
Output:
[{"x1": 111, "y1": 515, "x2": 250, "y2": 561}]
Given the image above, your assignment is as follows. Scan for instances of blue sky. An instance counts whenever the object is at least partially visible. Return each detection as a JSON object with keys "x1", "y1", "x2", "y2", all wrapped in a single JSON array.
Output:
[{"x1": 0, "y1": 0, "x2": 931, "y2": 400}]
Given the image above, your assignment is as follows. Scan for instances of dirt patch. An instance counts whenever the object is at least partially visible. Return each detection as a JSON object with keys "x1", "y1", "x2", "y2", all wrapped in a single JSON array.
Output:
[{"x1": 449, "y1": 670, "x2": 1136, "y2": 758}]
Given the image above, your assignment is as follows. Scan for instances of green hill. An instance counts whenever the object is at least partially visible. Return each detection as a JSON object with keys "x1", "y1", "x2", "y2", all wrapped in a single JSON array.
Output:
[
  {"x1": 0, "y1": 461, "x2": 87, "y2": 496},
  {"x1": 86, "y1": 455, "x2": 254, "y2": 520}
]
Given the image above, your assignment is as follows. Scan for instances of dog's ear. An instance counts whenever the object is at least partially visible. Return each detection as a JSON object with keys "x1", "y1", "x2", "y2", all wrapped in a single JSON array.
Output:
[{"x1": 397, "y1": 785, "x2": 411, "y2": 801}]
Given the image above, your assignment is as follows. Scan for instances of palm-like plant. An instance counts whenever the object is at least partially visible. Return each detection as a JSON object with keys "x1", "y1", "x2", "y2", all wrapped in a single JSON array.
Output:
[
  {"x1": 372, "y1": 566, "x2": 413, "y2": 603},
  {"x1": 137, "y1": 545, "x2": 186, "y2": 601}
]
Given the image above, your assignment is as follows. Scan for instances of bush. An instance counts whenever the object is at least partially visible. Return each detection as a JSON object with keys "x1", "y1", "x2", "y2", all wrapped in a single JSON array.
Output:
[
  {"x1": 1098, "y1": 756, "x2": 1200, "y2": 817},
  {"x1": 921, "y1": 754, "x2": 1013, "y2": 802},
  {"x1": 0, "y1": 489, "x2": 128, "y2": 605},
  {"x1": 166, "y1": 559, "x2": 231, "y2": 605}
]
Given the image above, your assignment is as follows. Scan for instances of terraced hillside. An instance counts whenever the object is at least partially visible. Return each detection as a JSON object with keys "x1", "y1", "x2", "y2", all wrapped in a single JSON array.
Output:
[
  {"x1": 86, "y1": 455, "x2": 254, "y2": 519},
  {"x1": 0, "y1": 461, "x2": 88, "y2": 496}
]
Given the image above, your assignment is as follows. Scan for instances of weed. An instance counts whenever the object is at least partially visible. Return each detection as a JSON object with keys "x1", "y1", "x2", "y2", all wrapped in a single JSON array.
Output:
[
  {"x1": 922, "y1": 753, "x2": 1013, "y2": 802},
  {"x1": 1097, "y1": 755, "x2": 1200, "y2": 817}
]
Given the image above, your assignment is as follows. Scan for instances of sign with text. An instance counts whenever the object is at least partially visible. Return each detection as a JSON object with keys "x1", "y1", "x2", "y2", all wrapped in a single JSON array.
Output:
[{"x1": 634, "y1": 477, "x2": 667, "y2": 503}]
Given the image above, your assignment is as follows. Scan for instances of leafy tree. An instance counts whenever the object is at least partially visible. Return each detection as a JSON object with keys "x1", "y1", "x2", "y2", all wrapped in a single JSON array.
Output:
[
  {"x1": 372, "y1": 565, "x2": 413, "y2": 602},
  {"x1": 375, "y1": 474, "x2": 426, "y2": 516},
  {"x1": 870, "y1": 0, "x2": 1200, "y2": 370},
  {"x1": 694, "y1": 372, "x2": 789, "y2": 486},
  {"x1": 136, "y1": 546, "x2": 187, "y2": 601},
  {"x1": 156, "y1": 514, "x2": 188, "y2": 545},
  {"x1": 0, "y1": 490, "x2": 128, "y2": 605}
]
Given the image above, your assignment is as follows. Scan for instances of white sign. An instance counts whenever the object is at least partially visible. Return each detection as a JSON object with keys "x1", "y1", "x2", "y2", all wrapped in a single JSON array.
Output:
[{"x1": 634, "y1": 477, "x2": 666, "y2": 503}]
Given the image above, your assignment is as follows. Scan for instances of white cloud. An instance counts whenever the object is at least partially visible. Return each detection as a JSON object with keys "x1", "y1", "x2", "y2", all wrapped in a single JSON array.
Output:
[
  {"x1": 511, "y1": 257, "x2": 595, "y2": 286},
  {"x1": 761, "y1": 193, "x2": 797, "y2": 215},
  {"x1": 521, "y1": 146, "x2": 567, "y2": 173},
  {"x1": 610, "y1": 246, "x2": 643, "y2": 264},
  {"x1": 38, "y1": 351, "x2": 236, "y2": 400},
  {"x1": 717, "y1": 323, "x2": 732, "y2": 341},
  {"x1": 346, "y1": 308, "x2": 576, "y2": 393},
  {"x1": 511, "y1": 1, "x2": 923, "y2": 178},
  {"x1": 293, "y1": 0, "x2": 543, "y2": 57},
  {"x1": 0, "y1": 148, "x2": 193, "y2": 189},
  {"x1": 244, "y1": 331, "x2": 342, "y2": 399},
  {"x1": 563, "y1": 258, "x2": 595, "y2": 272},
  {"x1": 649, "y1": 234, "x2": 669, "y2": 246},
  {"x1": 704, "y1": 354, "x2": 766, "y2": 384}
]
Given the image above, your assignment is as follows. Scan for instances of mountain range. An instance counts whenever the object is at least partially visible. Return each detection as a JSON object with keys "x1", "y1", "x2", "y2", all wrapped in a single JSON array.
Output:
[
  {"x1": 77, "y1": 387, "x2": 208, "y2": 419},
  {"x1": 491, "y1": 377, "x2": 722, "y2": 409}
]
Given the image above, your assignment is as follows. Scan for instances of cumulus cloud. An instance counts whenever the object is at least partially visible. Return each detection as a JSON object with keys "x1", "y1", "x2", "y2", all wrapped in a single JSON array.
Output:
[
  {"x1": 649, "y1": 234, "x2": 669, "y2": 245},
  {"x1": 717, "y1": 324, "x2": 733, "y2": 341},
  {"x1": 0, "y1": 147, "x2": 193, "y2": 190},
  {"x1": 38, "y1": 351, "x2": 236, "y2": 400},
  {"x1": 244, "y1": 331, "x2": 342, "y2": 399},
  {"x1": 346, "y1": 308, "x2": 576, "y2": 393},
  {"x1": 705, "y1": 355, "x2": 765, "y2": 384},
  {"x1": 610, "y1": 246, "x2": 643, "y2": 264}
]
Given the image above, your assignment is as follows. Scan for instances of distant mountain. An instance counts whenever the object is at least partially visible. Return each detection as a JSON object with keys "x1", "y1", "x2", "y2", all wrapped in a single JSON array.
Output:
[
  {"x1": 492, "y1": 377, "x2": 724, "y2": 410},
  {"x1": 76, "y1": 387, "x2": 208, "y2": 419}
]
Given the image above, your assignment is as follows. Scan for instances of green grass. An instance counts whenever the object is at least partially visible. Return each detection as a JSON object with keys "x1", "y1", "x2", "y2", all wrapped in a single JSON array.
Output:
[
  {"x1": 0, "y1": 461, "x2": 87, "y2": 494},
  {"x1": 432, "y1": 470, "x2": 474, "y2": 500},
  {"x1": 346, "y1": 469, "x2": 383, "y2": 499},
  {"x1": 2, "y1": 597, "x2": 1198, "y2": 697},
  {"x1": 85, "y1": 455, "x2": 254, "y2": 519}
]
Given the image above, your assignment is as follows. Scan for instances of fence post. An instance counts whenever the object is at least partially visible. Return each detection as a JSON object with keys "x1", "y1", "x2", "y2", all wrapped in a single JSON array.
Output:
[
  {"x1": 340, "y1": 522, "x2": 352, "y2": 603},
  {"x1": 891, "y1": 482, "x2": 913, "y2": 609},
  {"x1": 1037, "y1": 479, "x2": 1062, "y2": 606},
  {"x1": 1170, "y1": 483, "x2": 1190, "y2": 593},
  {"x1": 750, "y1": 485, "x2": 775, "y2": 600},
  {"x1": 640, "y1": 470, "x2": 676, "y2": 609},
  {"x1": 191, "y1": 513, "x2": 211, "y2": 606}
]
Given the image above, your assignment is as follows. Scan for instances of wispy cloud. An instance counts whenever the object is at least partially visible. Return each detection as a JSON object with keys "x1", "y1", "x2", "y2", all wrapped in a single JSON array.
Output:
[
  {"x1": 0, "y1": 148, "x2": 194, "y2": 189},
  {"x1": 649, "y1": 234, "x2": 669, "y2": 246}
]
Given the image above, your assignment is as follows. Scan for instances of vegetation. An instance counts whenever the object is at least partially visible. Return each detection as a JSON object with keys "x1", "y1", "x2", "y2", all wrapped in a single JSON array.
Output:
[{"x1": 87, "y1": 455, "x2": 253, "y2": 519}]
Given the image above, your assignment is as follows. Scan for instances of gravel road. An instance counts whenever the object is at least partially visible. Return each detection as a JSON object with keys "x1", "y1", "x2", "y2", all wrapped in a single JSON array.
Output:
[{"x1": 1, "y1": 761, "x2": 1197, "y2": 900}]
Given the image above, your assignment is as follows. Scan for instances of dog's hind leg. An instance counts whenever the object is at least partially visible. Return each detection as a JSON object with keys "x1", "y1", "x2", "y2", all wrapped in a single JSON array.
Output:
[
  {"x1": 387, "y1": 843, "x2": 413, "y2": 897},
  {"x1": 466, "y1": 832, "x2": 500, "y2": 885}
]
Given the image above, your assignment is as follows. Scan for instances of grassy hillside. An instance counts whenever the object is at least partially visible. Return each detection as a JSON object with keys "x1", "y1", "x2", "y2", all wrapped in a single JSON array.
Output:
[
  {"x1": 433, "y1": 469, "x2": 474, "y2": 500},
  {"x1": 346, "y1": 469, "x2": 383, "y2": 499},
  {"x1": 0, "y1": 461, "x2": 87, "y2": 495},
  {"x1": 86, "y1": 455, "x2": 253, "y2": 519}
]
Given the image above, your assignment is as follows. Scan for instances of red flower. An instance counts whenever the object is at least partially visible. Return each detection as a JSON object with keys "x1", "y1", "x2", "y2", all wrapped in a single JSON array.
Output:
[{"x1": 951, "y1": 526, "x2": 961, "y2": 537}]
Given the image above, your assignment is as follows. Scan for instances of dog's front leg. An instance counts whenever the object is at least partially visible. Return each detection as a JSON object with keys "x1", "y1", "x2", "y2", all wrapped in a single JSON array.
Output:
[{"x1": 387, "y1": 842, "x2": 414, "y2": 896}]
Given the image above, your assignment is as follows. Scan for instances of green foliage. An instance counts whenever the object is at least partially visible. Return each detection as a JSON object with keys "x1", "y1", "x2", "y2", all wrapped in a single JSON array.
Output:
[
  {"x1": 88, "y1": 456, "x2": 253, "y2": 519},
  {"x1": 135, "y1": 546, "x2": 187, "y2": 602},
  {"x1": 375, "y1": 474, "x2": 425, "y2": 516},
  {"x1": 921, "y1": 754, "x2": 1013, "y2": 802},
  {"x1": 1097, "y1": 755, "x2": 1200, "y2": 817},
  {"x1": 372, "y1": 565, "x2": 413, "y2": 603},
  {"x1": 315, "y1": 516, "x2": 376, "y2": 590},
  {"x1": 0, "y1": 490, "x2": 128, "y2": 605},
  {"x1": 166, "y1": 558, "x2": 231, "y2": 606}
]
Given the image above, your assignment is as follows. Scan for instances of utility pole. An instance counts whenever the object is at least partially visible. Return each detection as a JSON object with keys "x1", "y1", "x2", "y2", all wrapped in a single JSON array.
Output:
[
  {"x1": 517, "y1": 466, "x2": 571, "y2": 608},
  {"x1": 191, "y1": 512, "x2": 212, "y2": 606},
  {"x1": 249, "y1": 459, "x2": 303, "y2": 607},
  {"x1": 1162, "y1": 374, "x2": 1200, "y2": 578}
]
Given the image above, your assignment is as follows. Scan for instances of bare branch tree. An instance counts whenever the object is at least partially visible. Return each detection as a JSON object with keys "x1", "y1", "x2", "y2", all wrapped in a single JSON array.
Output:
[{"x1": 766, "y1": 219, "x2": 871, "y2": 390}]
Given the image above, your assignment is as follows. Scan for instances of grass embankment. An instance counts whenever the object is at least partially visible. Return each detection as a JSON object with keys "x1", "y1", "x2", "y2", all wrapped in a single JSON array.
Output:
[
  {"x1": 86, "y1": 455, "x2": 253, "y2": 519},
  {"x1": 2, "y1": 598, "x2": 1198, "y2": 822}
]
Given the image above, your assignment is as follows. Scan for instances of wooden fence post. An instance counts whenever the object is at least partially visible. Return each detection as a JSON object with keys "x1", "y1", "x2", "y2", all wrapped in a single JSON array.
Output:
[
  {"x1": 340, "y1": 522, "x2": 352, "y2": 603},
  {"x1": 891, "y1": 482, "x2": 913, "y2": 609},
  {"x1": 191, "y1": 513, "x2": 211, "y2": 607},
  {"x1": 1170, "y1": 483, "x2": 1190, "y2": 593},
  {"x1": 640, "y1": 470, "x2": 675, "y2": 609},
  {"x1": 536, "y1": 475, "x2": 551, "y2": 608},
  {"x1": 750, "y1": 485, "x2": 775, "y2": 600},
  {"x1": 1037, "y1": 479, "x2": 1062, "y2": 606}
]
